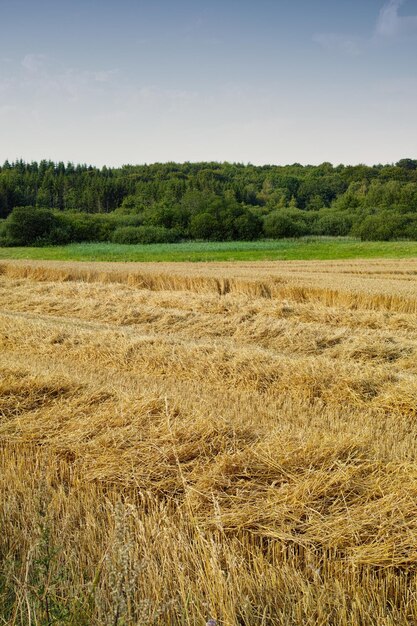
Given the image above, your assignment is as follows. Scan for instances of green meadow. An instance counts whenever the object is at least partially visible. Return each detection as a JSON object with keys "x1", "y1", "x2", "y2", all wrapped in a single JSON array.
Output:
[{"x1": 1, "y1": 238, "x2": 417, "y2": 263}]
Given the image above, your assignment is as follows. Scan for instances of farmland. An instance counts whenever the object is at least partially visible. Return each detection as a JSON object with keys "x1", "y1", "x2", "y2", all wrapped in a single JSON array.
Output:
[{"x1": 1, "y1": 258, "x2": 417, "y2": 625}]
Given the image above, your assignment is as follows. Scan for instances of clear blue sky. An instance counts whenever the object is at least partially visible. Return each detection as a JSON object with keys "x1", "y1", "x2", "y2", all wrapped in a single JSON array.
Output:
[{"x1": 0, "y1": 0, "x2": 416, "y2": 166}]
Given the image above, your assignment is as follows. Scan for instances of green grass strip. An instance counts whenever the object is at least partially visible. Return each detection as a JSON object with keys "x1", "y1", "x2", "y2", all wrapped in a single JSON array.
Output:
[{"x1": 1, "y1": 238, "x2": 417, "y2": 262}]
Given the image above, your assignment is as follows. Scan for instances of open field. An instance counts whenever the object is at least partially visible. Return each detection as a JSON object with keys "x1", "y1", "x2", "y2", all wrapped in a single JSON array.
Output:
[
  {"x1": 1, "y1": 258, "x2": 417, "y2": 625},
  {"x1": 2, "y1": 238, "x2": 417, "y2": 262}
]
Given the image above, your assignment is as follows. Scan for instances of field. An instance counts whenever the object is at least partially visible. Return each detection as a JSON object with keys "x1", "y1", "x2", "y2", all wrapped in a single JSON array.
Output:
[
  {"x1": 1, "y1": 257, "x2": 417, "y2": 625},
  {"x1": 2, "y1": 237, "x2": 417, "y2": 262}
]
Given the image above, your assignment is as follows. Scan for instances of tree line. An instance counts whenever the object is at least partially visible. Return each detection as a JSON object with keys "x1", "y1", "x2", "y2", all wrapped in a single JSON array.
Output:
[{"x1": 1, "y1": 158, "x2": 417, "y2": 245}]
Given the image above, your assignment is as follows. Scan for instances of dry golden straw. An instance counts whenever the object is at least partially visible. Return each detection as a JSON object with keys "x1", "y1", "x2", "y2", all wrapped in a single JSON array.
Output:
[{"x1": 1, "y1": 258, "x2": 417, "y2": 625}]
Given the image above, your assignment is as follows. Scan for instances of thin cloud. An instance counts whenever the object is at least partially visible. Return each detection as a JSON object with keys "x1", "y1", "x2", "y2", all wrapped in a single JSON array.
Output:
[
  {"x1": 15, "y1": 55, "x2": 118, "y2": 101},
  {"x1": 21, "y1": 53, "x2": 47, "y2": 74},
  {"x1": 94, "y1": 70, "x2": 118, "y2": 83},
  {"x1": 313, "y1": 33, "x2": 365, "y2": 56},
  {"x1": 314, "y1": 0, "x2": 417, "y2": 55},
  {"x1": 375, "y1": 0, "x2": 417, "y2": 37}
]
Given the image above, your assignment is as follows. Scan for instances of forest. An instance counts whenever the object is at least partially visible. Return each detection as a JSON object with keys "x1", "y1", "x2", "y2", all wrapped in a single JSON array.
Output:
[{"x1": 1, "y1": 158, "x2": 417, "y2": 245}]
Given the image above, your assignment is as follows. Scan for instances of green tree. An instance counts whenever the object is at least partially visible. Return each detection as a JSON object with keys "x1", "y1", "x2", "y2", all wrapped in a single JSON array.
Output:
[
  {"x1": 353, "y1": 213, "x2": 407, "y2": 241},
  {"x1": 233, "y1": 212, "x2": 263, "y2": 240},
  {"x1": 2, "y1": 206, "x2": 59, "y2": 245},
  {"x1": 189, "y1": 212, "x2": 219, "y2": 240},
  {"x1": 264, "y1": 210, "x2": 308, "y2": 238}
]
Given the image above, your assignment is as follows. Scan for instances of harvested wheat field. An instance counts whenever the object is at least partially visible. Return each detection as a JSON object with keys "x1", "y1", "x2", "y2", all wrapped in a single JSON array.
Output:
[{"x1": 1, "y1": 258, "x2": 417, "y2": 626}]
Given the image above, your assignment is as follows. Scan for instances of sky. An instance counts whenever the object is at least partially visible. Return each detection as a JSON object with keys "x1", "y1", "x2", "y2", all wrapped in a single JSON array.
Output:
[{"x1": 0, "y1": 0, "x2": 416, "y2": 167}]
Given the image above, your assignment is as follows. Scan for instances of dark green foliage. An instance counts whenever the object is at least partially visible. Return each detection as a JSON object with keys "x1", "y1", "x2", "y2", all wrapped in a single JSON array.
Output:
[
  {"x1": 59, "y1": 213, "x2": 140, "y2": 243},
  {"x1": 353, "y1": 213, "x2": 408, "y2": 241},
  {"x1": 189, "y1": 202, "x2": 262, "y2": 241},
  {"x1": 314, "y1": 210, "x2": 355, "y2": 236},
  {"x1": 112, "y1": 225, "x2": 181, "y2": 244},
  {"x1": 403, "y1": 215, "x2": 417, "y2": 239},
  {"x1": 396, "y1": 158, "x2": 417, "y2": 171},
  {"x1": 2, "y1": 206, "x2": 60, "y2": 245},
  {"x1": 233, "y1": 211, "x2": 263, "y2": 240},
  {"x1": 189, "y1": 212, "x2": 219, "y2": 240},
  {"x1": 1, "y1": 158, "x2": 417, "y2": 244},
  {"x1": 141, "y1": 204, "x2": 190, "y2": 234},
  {"x1": 0, "y1": 208, "x2": 149, "y2": 246},
  {"x1": 58, "y1": 213, "x2": 107, "y2": 243},
  {"x1": 264, "y1": 209, "x2": 310, "y2": 238}
]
